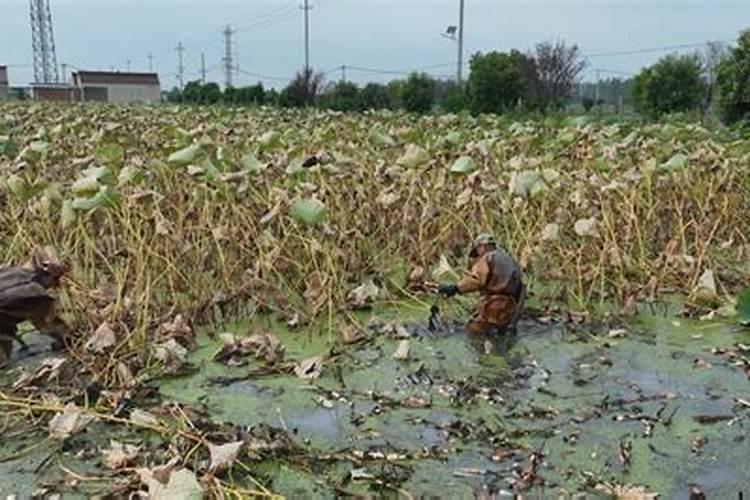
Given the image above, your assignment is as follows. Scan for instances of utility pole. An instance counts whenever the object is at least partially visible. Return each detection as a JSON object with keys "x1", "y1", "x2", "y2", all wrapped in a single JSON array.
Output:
[
  {"x1": 60, "y1": 62, "x2": 67, "y2": 83},
  {"x1": 340, "y1": 65, "x2": 346, "y2": 83},
  {"x1": 175, "y1": 42, "x2": 185, "y2": 89},
  {"x1": 223, "y1": 25, "x2": 234, "y2": 88},
  {"x1": 148, "y1": 52, "x2": 154, "y2": 73},
  {"x1": 201, "y1": 53, "x2": 207, "y2": 85},
  {"x1": 457, "y1": 0, "x2": 465, "y2": 83},
  {"x1": 302, "y1": 0, "x2": 312, "y2": 74},
  {"x1": 126, "y1": 59, "x2": 131, "y2": 72}
]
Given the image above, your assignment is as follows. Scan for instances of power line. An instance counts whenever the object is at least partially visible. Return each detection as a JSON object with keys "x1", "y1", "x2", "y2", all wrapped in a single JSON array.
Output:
[{"x1": 585, "y1": 40, "x2": 733, "y2": 58}]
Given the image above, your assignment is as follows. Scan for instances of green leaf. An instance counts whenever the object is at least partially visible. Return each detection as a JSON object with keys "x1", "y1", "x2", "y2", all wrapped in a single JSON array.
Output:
[
  {"x1": 95, "y1": 142, "x2": 124, "y2": 168},
  {"x1": 0, "y1": 136, "x2": 18, "y2": 158},
  {"x1": 450, "y1": 156, "x2": 477, "y2": 174},
  {"x1": 168, "y1": 144, "x2": 202, "y2": 167},
  {"x1": 291, "y1": 198, "x2": 327, "y2": 226},
  {"x1": 241, "y1": 153, "x2": 267, "y2": 173},
  {"x1": 6, "y1": 174, "x2": 27, "y2": 197},
  {"x1": 71, "y1": 176, "x2": 101, "y2": 195},
  {"x1": 371, "y1": 130, "x2": 396, "y2": 147},
  {"x1": 258, "y1": 131, "x2": 281, "y2": 150},
  {"x1": 659, "y1": 153, "x2": 688, "y2": 172},
  {"x1": 285, "y1": 157, "x2": 306, "y2": 177},
  {"x1": 737, "y1": 288, "x2": 750, "y2": 326}
]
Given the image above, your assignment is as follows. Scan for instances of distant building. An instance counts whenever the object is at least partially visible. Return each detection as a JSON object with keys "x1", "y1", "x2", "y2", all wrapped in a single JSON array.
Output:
[
  {"x1": 72, "y1": 71, "x2": 160, "y2": 104},
  {"x1": 0, "y1": 66, "x2": 8, "y2": 100},
  {"x1": 31, "y1": 83, "x2": 77, "y2": 102}
]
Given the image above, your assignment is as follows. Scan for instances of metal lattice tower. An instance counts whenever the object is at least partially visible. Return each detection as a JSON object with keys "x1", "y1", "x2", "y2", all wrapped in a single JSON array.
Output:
[{"x1": 30, "y1": 0, "x2": 60, "y2": 83}]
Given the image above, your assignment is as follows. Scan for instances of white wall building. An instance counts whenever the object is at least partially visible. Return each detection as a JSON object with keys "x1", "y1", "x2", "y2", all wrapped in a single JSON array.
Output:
[{"x1": 72, "y1": 71, "x2": 160, "y2": 104}]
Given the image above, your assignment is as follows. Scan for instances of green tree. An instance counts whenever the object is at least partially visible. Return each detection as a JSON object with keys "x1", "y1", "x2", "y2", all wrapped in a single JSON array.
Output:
[
  {"x1": 201, "y1": 82, "x2": 222, "y2": 104},
  {"x1": 399, "y1": 72, "x2": 434, "y2": 113},
  {"x1": 632, "y1": 54, "x2": 704, "y2": 117},
  {"x1": 717, "y1": 30, "x2": 750, "y2": 124},
  {"x1": 466, "y1": 51, "x2": 532, "y2": 114},
  {"x1": 181, "y1": 80, "x2": 204, "y2": 104},
  {"x1": 360, "y1": 83, "x2": 392, "y2": 110},
  {"x1": 323, "y1": 81, "x2": 362, "y2": 111}
]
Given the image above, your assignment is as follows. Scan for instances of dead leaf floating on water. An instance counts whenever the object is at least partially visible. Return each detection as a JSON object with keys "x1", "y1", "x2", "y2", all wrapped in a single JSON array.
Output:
[
  {"x1": 102, "y1": 440, "x2": 140, "y2": 470},
  {"x1": 138, "y1": 467, "x2": 204, "y2": 500},
  {"x1": 49, "y1": 403, "x2": 96, "y2": 439},
  {"x1": 130, "y1": 409, "x2": 160, "y2": 428},
  {"x1": 207, "y1": 441, "x2": 244, "y2": 474},
  {"x1": 594, "y1": 482, "x2": 659, "y2": 500},
  {"x1": 347, "y1": 280, "x2": 380, "y2": 309},
  {"x1": 393, "y1": 340, "x2": 410, "y2": 361},
  {"x1": 295, "y1": 356, "x2": 324, "y2": 380}
]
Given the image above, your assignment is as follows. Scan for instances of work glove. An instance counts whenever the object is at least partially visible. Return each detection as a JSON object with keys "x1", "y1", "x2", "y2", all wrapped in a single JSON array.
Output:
[{"x1": 438, "y1": 284, "x2": 459, "y2": 298}]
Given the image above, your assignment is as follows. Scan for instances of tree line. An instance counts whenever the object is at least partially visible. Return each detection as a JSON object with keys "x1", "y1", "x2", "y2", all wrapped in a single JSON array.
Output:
[{"x1": 165, "y1": 30, "x2": 750, "y2": 125}]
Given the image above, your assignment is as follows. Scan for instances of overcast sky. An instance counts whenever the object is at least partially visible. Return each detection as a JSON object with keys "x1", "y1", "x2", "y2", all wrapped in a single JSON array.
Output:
[{"x1": 1, "y1": 0, "x2": 748, "y2": 88}]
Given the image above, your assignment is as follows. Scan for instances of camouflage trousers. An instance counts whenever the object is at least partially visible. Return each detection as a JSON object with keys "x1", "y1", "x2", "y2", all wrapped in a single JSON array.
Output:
[{"x1": 466, "y1": 294, "x2": 520, "y2": 335}]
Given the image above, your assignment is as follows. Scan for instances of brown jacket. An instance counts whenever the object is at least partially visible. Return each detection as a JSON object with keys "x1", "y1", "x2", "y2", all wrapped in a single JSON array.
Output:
[{"x1": 457, "y1": 249, "x2": 523, "y2": 299}]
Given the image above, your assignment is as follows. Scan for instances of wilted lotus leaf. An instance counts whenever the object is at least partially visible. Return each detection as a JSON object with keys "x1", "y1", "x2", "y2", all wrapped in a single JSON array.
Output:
[
  {"x1": 541, "y1": 223, "x2": 560, "y2": 242},
  {"x1": 84, "y1": 321, "x2": 117, "y2": 354},
  {"x1": 291, "y1": 198, "x2": 327, "y2": 226},
  {"x1": 208, "y1": 441, "x2": 244, "y2": 474},
  {"x1": 450, "y1": 156, "x2": 477, "y2": 174},
  {"x1": 95, "y1": 142, "x2": 124, "y2": 168},
  {"x1": 71, "y1": 176, "x2": 101, "y2": 195},
  {"x1": 304, "y1": 271, "x2": 329, "y2": 316},
  {"x1": 397, "y1": 144, "x2": 429, "y2": 168},
  {"x1": 138, "y1": 467, "x2": 203, "y2": 500},
  {"x1": 241, "y1": 153, "x2": 266, "y2": 173},
  {"x1": 511, "y1": 170, "x2": 546, "y2": 198},
  {"x1": 574, "y1": 217, "x2": 599, "y2": 237},
  {"x1": 432, "y1": 255, "x2": 458, "y2": 282},
  {"x1": 340, "y1": 325, "x2": 365, "y2": 344},
  {"x1": 377, "y1": 190, "x2": 400, "y2": 207},
  {"x1": 594, "y1": 482, "x2": 658, "y2": 500},
  {"x1": 130, "y1": 409, "x2": 161, "y2": 428},
  {"x1": 167, "y1": 143, "x2": 202, "y2": 167},
  {"x1": 102, "y1": 440, "x2": 140, "y2": 470},
  {"x1": 347, "y1": 280, "x2": 380, "y2": 309},
  {"x1": 258, "y1": 130, "x2": 281, "y2": 150},
  {"x1": 693, "y1": 269, "x2": 719, "y2": 304},
  {"x1": 455, "y1": 187, "x2": 473, "y2": 209},
  {"x1": 295, "y1": 355, "x2": 324, "y2": 380},
  {"x1": 49, "y1": 403, "x2": 96, "y2": 439},
  {"x1": 153, "y1": 339, "x2": 188, "y2": 373},
  {"x1": 156, "y1": 314, "x2": 195, "y2": 349},
  {"x1": 117, "y1": 164, "x2": 143, "y2": 187},
  {"x1": 371, "y1": 130, "x2": 396, "y2": 147},
  {"x1": 13, "y1": 357, "x2": 68, "y2": 390}
]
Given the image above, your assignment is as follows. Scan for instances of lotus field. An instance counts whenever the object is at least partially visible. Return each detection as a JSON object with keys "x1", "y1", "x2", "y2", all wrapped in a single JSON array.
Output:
[{"x1": 1, "y1": 103, "x2": 750, "y2": 496}]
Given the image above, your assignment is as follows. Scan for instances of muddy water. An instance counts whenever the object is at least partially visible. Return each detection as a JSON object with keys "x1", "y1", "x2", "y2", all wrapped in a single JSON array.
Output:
[
  {"x1": 158, "y1": 313, "x2": 750, "y2": 498},
  {"x1": 1, "y1": 311, "x2": 749, "y2": 498}
]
